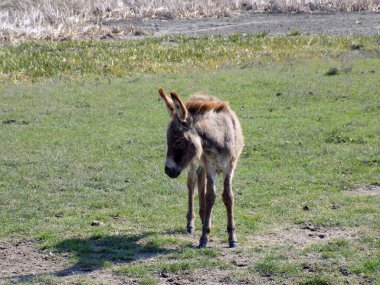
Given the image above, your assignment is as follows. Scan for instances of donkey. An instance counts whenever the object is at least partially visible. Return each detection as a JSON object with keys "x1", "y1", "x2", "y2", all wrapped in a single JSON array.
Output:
[{"x1": 159, "y1": 88, "x2": 244, "y2": 248}]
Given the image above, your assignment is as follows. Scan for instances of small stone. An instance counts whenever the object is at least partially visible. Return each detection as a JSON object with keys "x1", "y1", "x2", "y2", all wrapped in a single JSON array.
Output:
[
  {"x1": 160, "y1": 271, "x2": 170, "y2": 278},
  {"x1": 2, "y1": 119, "x2": 16, "y2": 124},
  {"x1": 331, "y1": 204, "x2": 341, "y2": 210},
  {"x1": 233, "y1": 260, "x2": 248, "y2": 267},
  {"x1": 91, "y1": 220, "x2": 103, "y2": 226},
  {"x1": 340, "y1": 267, "x2": 351, "y2": 276},
  {"x1": 134, "y1": 29, "x2": 148, "y2": 36},
  {"x1": 303, "y1": 264, "x2": 315, "y2": 272},
  {"x1": 303, "y1": 222, "x2": 317, "y2": 231}
]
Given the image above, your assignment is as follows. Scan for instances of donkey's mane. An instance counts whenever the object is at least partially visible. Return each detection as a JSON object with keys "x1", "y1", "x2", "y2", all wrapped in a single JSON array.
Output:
[{"x1": 185, "y1": 94, "x2": 229, "y2": 114}]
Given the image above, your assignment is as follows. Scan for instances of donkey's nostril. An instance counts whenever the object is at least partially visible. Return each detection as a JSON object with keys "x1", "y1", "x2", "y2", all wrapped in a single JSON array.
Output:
[{"x1": 165, "y1": 166, "x2": 180, "y2": 178}]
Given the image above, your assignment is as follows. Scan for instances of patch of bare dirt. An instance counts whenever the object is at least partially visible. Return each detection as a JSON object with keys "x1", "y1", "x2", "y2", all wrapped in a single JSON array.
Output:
[
  {"x1": 0, "y1": 240, "x2": 69, "y2": 280},
  {"x1": 103, "y1": 11, "x2": 380, "y2": 40},
  {"x1": 0, "y1": 239, "x2": 130, "y2": 284},
  {"x1": 347, "y1": 184, "x2": 380, "y2": 196},
  {"x1": 58, "y1": 268, "x2": 126, "y2": 285},
  {"x1": 248, "y1": 224, "x2": 359, "y2": 249}
]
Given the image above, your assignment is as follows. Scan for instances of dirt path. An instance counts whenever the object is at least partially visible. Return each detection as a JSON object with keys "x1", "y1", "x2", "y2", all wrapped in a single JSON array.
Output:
[{"x1": 108, "y1": 12, "x2": 380, "y2": 38}]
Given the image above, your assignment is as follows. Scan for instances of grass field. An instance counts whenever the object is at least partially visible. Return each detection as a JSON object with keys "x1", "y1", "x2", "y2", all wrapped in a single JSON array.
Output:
[{"x1": 0, "y1": 34, "x2": 379, "y2": 284}]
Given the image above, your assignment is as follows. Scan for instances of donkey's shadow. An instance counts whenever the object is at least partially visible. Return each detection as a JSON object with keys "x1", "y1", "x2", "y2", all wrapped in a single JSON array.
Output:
[
  {"x1": 55, "y1": 232, "x2": 176, "y2": 276},
  {"x1": 9, "y1": 232, "x2": 178, "y2": 283}
]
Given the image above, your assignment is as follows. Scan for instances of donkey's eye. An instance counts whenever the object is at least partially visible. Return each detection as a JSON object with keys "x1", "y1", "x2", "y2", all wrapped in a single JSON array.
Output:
[{"x1": 173, "y1": 139, "x2": 185, "y2": 148}]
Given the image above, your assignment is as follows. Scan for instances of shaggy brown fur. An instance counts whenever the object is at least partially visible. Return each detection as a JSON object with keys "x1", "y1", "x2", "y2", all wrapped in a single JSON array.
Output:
[{"x1": 185, "y1": 100, "x2": 229, "y2": 114}]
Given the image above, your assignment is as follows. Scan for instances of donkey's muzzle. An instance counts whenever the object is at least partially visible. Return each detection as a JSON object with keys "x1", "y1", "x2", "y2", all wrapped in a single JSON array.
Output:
[{"x1": 165, "y1": 165, "x2": 181, "y2": 178}]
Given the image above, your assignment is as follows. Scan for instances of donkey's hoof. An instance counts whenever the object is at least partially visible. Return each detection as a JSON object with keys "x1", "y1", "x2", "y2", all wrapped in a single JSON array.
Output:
[
  {"x1": 198, "y1": 239, "x2": 207, "y2": 249},
  {"x1": 186, "y1": 227, "x2": 194, "y2": 235},
  {"x1": 229, "y1": 241, "x2": 238, "y2": 248}
]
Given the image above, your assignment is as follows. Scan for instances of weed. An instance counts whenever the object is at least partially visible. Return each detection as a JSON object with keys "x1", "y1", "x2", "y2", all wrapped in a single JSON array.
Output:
[
  {"x1": 288, "y1": 29, "x2": 301, "y2": 36},
  {"x1": 325, "y1": 129, "x2": 352, "y2": 143},
  {"x1": 350, "y1": 43, "x2": 364, "y2": 50},
  {"x1": 118, "y1": 264, "x2": 147, "y2": 276},
  {"x1": 325, "y1": 67, "x2": 340, "y2": 76},
  {"x1": 255, "y1": 31, "x2": 269, "y2": 38},
  {"x1": 254, "y1": 260, "x2": 278, "y2": 276}
]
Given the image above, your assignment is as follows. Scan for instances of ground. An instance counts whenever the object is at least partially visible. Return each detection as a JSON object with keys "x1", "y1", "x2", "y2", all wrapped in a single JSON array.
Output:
[
  {"x1": 1, "y1": 10, "x2": 379, "y2": 285},
  {"x1": 106, "y1": 12, "x2": 380, "y2": 39},
  {"x1": 1, "y1": 185, "x2": 379, "y2": 284}
]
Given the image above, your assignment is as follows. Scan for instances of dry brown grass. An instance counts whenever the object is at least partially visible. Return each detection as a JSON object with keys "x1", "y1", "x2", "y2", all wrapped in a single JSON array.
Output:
[{"x1": 1, "y1": 0, "x2": 379, "y2": 42}]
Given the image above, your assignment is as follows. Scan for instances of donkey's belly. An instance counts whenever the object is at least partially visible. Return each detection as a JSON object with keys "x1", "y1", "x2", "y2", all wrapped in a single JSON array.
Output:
[{"x1": 201, "y1": 151, "x2": 231, "y2": 175}]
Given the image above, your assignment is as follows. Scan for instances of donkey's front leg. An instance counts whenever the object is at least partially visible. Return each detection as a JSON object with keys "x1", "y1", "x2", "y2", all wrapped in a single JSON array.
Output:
[
  {"x1": 186, "y1": 165, "x2": 197, "y2": 235},
  {"x1": 197, "y1": 166, "x2": 206, "y2": 226},
  {"x1": 222, "y1": 174, "x2": 237, "y2": 248},
  {"x1": 199, "y1": 169, "x2": 216, "y2": 248}
]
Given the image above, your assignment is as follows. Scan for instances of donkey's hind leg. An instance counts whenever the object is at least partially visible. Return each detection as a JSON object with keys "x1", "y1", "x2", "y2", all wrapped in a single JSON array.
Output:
[
  {"x1": 222, "y1": 172, "x2": 237, "y2": 248},
  {"x1": 186, "y1": 164, "x2": 197, "y2": 234}
]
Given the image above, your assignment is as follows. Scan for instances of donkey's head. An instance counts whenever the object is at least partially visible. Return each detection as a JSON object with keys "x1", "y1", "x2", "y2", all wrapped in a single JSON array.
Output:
[{"x1": 159, "y1": 88, "x2": 201, "y2": 178}]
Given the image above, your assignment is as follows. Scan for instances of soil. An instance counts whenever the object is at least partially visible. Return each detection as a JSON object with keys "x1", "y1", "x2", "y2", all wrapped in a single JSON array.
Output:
[
  {"x1": 0, "y1": 241, "x2": 70, "y2": 281},
  {"x1": 0, "y1": 215, "x2": 369, "y2": 284},
  {"x1": 104, "y1": 11, "x2": 380, "y2": 39},
  {"x1": 347, "y1": 184, "x2": 380, "y2": 196}
]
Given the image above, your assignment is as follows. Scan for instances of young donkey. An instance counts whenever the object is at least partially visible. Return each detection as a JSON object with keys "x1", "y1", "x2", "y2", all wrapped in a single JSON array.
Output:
[{"x1": 159, "y1": 88, "x2": 244, "y2": 248}]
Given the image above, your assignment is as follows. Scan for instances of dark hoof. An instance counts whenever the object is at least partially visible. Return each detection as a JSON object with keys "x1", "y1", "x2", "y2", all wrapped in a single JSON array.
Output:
[
  {"x1": 229, "y1": 241, "x2": 238, "y2": 248},
  {"x1": 187, "y1": 227, "x2": 194, "y2": 235},
  {"x1": 198, "y1": 239, "x2": 207, "y2": 249}
]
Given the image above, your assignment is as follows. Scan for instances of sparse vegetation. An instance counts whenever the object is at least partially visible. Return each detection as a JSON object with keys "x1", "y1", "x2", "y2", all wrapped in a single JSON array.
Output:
[
  {"x1": 0, "y1": 34, "x2": 379, "y2": 83},
  {"x1": 350, "y1": 42, "x2": 365, "y2": 50},
  {"x1": 1, "y1": 0, "x2": 380, "y2": 41},
  {"x1": 325, "y1": 67, "x2": 340, "y2": 76},
  {"x1": 288, "y1": 29, "x2": 301, "y2": 36}
]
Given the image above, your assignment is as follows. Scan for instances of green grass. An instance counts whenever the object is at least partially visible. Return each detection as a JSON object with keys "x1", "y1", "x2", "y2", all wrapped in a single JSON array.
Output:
[
  {"x1": 0, "y1": 34, "x2": 379, "y2": 83},
  {"x1": 0, "y1": 34, "x2": 379, "y2": 284}
]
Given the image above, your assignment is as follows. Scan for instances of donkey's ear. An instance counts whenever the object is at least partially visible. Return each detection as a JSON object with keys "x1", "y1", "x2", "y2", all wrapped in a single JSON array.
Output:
[
  {"x1": 170, "y1": 91, "x2": 188, "y2": 122},
  {"x1": 159, "y1": 87, "x2": 174, "y2": 116}
]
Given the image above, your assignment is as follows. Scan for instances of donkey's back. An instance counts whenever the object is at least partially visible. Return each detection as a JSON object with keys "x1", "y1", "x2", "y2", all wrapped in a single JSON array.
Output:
[{"x1": 186, "y1": 93, "x2": 243, "y2": 172}]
